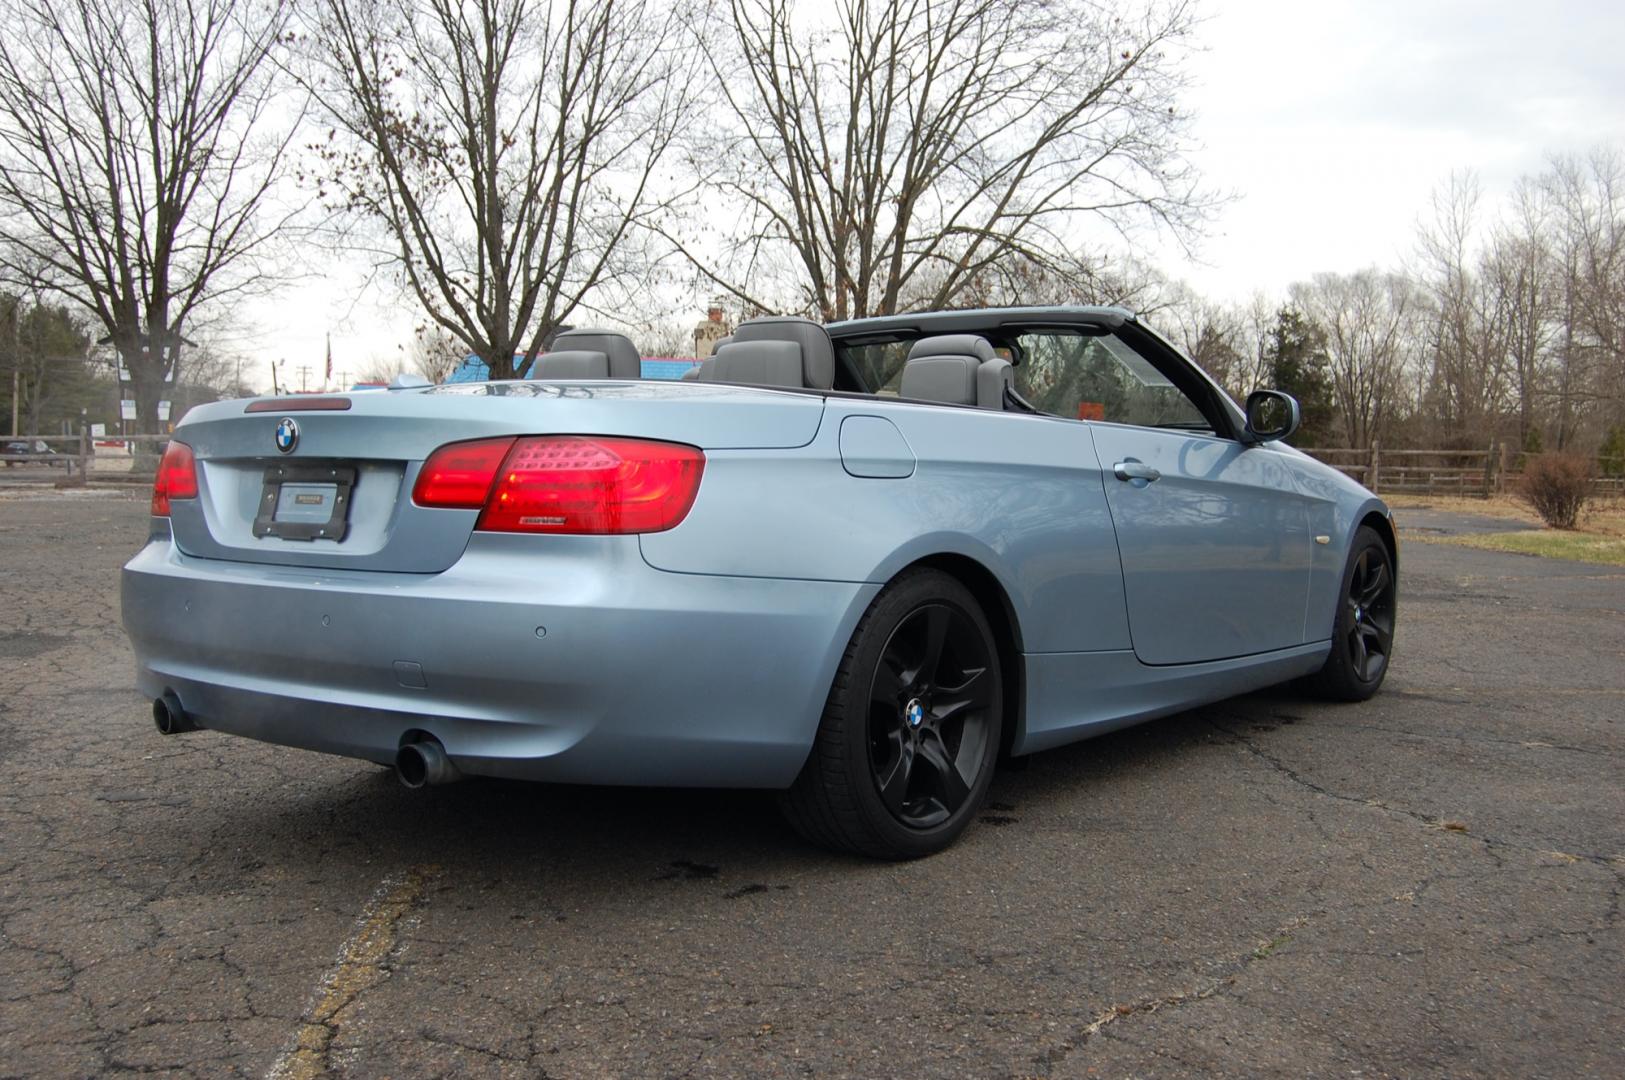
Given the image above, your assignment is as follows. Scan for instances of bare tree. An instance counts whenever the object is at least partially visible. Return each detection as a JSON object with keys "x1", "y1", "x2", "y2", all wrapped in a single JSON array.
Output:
[
  {"x1": 1485, "y1": 178, "x2": 1556, "y2": 449},
  {"x1": 674, "y1": 0, "x2": 1207, "y2": 321},
  {"x1": 1544, "y1": 148, "x2": 1625, "y2": 447},
  {"x1": 1292, "y1": 270, "x2": 1421, "y2": 451},
  {"x1": 360, "y1": 351, "x2": 424, "y2": 386},
  {"x1": 1153, "y1": 284, "x2": 1273, "y2": 398},
  {"x1": 404, "y1": 322, "x2": 469, "y2": 383},
  {"x1": 952, "y1": 252, "x2": 1172, "y2": 317},
  {"x1": 303, "y1": 0, "x2": 702, "y2": 380},
  {"x1": 0, "y1": 0, "x2": 297, "y2": 435},
  {"x1": 1411, "y1": 173, "x2": 1550, "y2": 449}
]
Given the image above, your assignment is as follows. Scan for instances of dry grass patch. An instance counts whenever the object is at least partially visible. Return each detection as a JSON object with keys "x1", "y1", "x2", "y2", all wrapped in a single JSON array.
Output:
[
  {"x1": 1387, "y1": 492, "x2": 1625, "y2": 565},
  {"x1": 1388, "y1": 493, "x2": 1625, "y2": 536},
  {"x1": 1384, "y1": 492, "x2": 1541, "y2": 525},
  {"x1": 1444, "y1": 530, "x2": 1625, "y2": 566}
]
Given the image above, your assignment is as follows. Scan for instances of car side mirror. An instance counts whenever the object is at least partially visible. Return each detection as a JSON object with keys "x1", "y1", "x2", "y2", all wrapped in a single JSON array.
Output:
[{"x1": 1244, "y1": 390, "x2": 1301, "y2": 444}]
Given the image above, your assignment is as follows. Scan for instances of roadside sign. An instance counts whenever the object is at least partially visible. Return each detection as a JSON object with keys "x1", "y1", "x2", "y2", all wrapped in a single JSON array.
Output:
[
  {"x1": 116, "y1": 365, "x2": 176, "y2": 384},
  {"x1": 119, "y1": 399, "x2": 136, "y2": 420}
]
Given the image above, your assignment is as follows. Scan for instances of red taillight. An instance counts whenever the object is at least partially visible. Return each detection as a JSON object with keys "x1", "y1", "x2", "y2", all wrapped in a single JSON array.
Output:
[
  {"x1": 412, "y1": 437, "x2": 516, "y2": 508},
  {"x1": 151, "y1": 440, "x2": 198, "y2": 516},
  {"x1": 417, "y1": 435, "x2": 705, "y2": 534}
]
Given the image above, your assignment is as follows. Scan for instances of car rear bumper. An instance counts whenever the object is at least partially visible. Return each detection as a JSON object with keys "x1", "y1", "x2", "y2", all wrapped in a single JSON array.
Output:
[{"x1": 122, "y1": 527, "x2": 876, "y2": 787}]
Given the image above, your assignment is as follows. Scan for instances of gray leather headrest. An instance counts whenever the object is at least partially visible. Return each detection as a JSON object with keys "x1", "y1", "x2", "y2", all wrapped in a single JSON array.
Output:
[
  {"x1": 977, "y1": 357, "x2": 1013, "y2": 410},
  {"x1": 679, "y1": 361, "x2": 705, "y2": 381},
  {"x1": 530, "y1": 349, "x2": 609, "y2": 379},
  {"x1": 708, "y1": 335, "x2": 732, "y2": 357},
  {"x1": 547, "y1": 328, "x2": 641, "y2": 379},
  {"x1": 701, "y1": 341, "x2": 803, "y2": 387},
  {"x1": 901, "y1": 354, "x2": 978, "y2": 405},
  {"x1": 731, "y1": 317, "x2": 835, "y2": 389},
  {"x1": 907, "y1": 334, "x2": 996, "y2": 363},
  {"x1": 901, "y1": 335, "x2": 1008, "y2": 409}
]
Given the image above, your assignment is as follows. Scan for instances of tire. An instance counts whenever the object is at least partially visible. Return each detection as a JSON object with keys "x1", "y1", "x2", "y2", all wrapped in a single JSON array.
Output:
[
  {"x1": 779, "y1": 568, "x2": 1003, "y2": 859},
  {"x1": 1303, "y1": 525, "x2": 1397, "y2": 701}
]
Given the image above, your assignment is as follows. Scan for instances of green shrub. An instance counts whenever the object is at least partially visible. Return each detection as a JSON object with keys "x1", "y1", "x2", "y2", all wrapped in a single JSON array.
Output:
[{"x1": 1519, "y1": 453, "x2": 1594, "y2": 530}]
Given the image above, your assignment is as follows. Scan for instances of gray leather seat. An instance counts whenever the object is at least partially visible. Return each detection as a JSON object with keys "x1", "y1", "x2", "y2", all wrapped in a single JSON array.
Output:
[
  {"x1": 700, "y1": 341, "x2": 804, "y2": 388},
  {"x1": 680, "y1": 332, "x2": 731, "y2": 380},
  {"x1": 531, "y1": 349, "x2": 611, "y2": 379},
  {"x1": 530, "y1": 328, "x2": 641, "y2": 379},
  {"x1": 699, "y1": 316, "x2": 835, "y2": 390},
  {"x1": 900, "y1": 335, "x2": 1011, "y2": 410}
]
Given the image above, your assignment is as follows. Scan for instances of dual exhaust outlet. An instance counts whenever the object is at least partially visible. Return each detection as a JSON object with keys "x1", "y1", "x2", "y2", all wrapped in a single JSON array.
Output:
[{"x1": 151, "y1": 693, "x2": 462, "y2": 788}]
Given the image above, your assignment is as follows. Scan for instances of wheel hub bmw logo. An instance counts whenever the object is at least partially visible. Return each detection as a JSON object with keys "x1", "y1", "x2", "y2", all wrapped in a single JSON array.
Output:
[
  {"x1": 274, "y1": 417, "x2": 299, "y2": 454},
  {"x1": 905, "y1": 698, "x2": 925, "y2": 728}
]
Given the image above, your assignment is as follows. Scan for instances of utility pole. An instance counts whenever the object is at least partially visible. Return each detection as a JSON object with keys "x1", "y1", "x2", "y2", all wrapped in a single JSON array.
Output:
[
  {"x1": 296, "y1": 364, "x2": 312, "y2": 392},
  {"x1": 10, "y1": 369, "x2": 17, "y2": 436}
]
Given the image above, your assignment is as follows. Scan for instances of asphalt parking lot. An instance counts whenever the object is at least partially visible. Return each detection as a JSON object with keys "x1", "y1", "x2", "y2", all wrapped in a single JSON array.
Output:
[{"x1": 1, "y1": 492, "x2": 1621, "y2": 1078}]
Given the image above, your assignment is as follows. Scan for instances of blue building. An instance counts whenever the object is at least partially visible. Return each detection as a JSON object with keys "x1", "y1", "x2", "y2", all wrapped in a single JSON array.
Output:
[{"x1": 446, "y1": 354, "x2": 699, "y2": 383}]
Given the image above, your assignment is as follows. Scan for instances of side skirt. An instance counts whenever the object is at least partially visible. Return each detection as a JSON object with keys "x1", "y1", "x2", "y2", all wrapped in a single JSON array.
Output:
[{"x1": 1015, "y1": 642, "x2": 1331, "y2": 755}]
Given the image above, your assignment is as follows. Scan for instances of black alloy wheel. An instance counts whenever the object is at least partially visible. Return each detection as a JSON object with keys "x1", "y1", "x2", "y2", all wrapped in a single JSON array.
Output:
[
  {"x1": 779, "y1": 569, "x2": 1003, "y2": 859},
  {"x1": 866, "y1": 603, "x2": 995, "y2": 829},
  {"x1": 1304, "y1": 525, "x2": 1397, "y2": 701},
  {"x1": 1345, "y1": 544, "x2": 1395, "y2": 683}
]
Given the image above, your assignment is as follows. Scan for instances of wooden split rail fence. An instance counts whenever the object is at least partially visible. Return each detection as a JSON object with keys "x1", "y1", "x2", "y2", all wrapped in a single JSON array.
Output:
[
  {"x1": 0, "y1": 432, "x2": 174, "y2": 487},
  {"x1": 1299, "y1": 443, "x2": 1625, "y2": 497}
]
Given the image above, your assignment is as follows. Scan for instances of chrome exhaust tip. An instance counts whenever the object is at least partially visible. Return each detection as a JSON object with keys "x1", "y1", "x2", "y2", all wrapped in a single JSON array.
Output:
[
  {"x1": 152, "y1": 692, "x2": 198, "y2": 735},
  {"x1": 395, "y1": 738, "x2": 461, "y2": 788}
]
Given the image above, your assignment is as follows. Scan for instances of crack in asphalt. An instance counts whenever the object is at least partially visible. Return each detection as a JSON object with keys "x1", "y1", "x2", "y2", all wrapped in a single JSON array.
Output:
[
  {"x1": 264, "y1": 866, "x2": 438, "y2": 1080},
  {"x1": 1208, "y1": 718, "x2": 1624, "y2": 869},
  {"x1": 1037, "y1": 913, "x2": 1317, "y2": 1071}
]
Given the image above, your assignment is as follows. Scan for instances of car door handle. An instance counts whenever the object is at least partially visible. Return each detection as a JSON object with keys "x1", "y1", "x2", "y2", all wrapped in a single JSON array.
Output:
[{"x1": 1113, "y1": 461, "x2": 1161, "y2": 483}]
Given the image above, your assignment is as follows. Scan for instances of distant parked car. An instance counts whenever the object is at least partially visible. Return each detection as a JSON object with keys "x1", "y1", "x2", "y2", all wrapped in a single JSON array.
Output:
[{"x1": 1, "y1": 439, "x2": 65, "y2": 467}]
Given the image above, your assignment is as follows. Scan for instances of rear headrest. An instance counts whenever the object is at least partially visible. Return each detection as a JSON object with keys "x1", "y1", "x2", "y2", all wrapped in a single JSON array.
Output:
[
  {"x1": 708, "y1": 335, "x2": 733, "y2": 357},
  {"x1": 679, "y1": 360, "x2": 706, "y2": 381},
  {"x1": 907, "y1": 334, "x2": 996, "y2": 363},
  {"x1": 901, "y1": 335, "x2": 1008, "y2": 409},
  {"x1": 978, "y1": 357, "x2": 1013, "y2": 410},
  {"x1": 731, "y1": 316, "x2": 835, "y2": 389},
  {"x1": 901, "y1": 354, "x2": 978, "y2": 405},
  {"x1": 700, "y1": 341, "x2": 803, "y2": 388},
  {"x1": 546, "y1": 328, "x2": 641, "y2": 379},
  {"x1": 529, "y1": 349, "x2": 609, "y2": 380}
]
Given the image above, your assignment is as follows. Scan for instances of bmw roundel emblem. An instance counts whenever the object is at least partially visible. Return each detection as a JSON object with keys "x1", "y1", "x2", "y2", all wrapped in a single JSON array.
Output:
[
  {"x1": 274, "y1": 417, "x2": 299, "y2": 454},
  {"x1": 905, "y1": 698, "x2": 925, "y2": 729}
]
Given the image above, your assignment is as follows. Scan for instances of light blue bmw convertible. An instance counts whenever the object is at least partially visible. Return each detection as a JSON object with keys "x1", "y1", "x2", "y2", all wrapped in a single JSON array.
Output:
[{"x1": 123, "y1": 306, "x2": 1397, "y2": 858}]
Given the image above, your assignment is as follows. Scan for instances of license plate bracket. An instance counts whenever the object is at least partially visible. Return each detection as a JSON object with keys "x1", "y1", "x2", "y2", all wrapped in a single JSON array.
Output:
[{"x1": 252, "y1": 463, "x2": 358, "y2": 541}]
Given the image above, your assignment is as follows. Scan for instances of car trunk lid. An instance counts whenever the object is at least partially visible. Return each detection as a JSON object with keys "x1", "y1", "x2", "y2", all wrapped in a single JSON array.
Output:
[{"x1": 164, "y1": 381, "x2": 825, "y2": 572}]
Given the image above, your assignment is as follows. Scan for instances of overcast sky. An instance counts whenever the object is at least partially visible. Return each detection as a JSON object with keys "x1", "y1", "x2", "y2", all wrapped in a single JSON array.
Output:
[
  {"x1": 1156, "y1": 0, "x2": 1625, "y2": 299},
  {"x1": 240, "y1": 0, "x2": 1625, "y2": 389}
]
